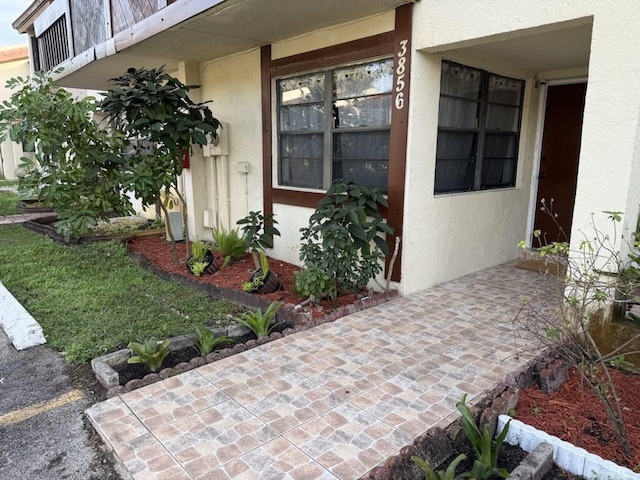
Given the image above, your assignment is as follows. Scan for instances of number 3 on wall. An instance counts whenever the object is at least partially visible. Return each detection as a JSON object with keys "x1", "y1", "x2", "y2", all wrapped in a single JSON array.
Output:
[{"x1": 395, "y1": 39, "x2": 408, "y2": 110}]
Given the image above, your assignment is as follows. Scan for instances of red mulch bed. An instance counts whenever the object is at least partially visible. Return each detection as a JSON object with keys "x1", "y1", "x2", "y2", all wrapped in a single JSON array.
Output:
[
  {"x1": 127, "y1": 236, "x2": 359, "y2": 317},
  {"x1": 516, "y1": 367, "x2": 640, "y2": 470}
]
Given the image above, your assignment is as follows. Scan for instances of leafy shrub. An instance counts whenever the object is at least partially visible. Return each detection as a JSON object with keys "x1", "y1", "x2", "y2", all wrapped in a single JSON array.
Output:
[
  {"x1": 127, "y1": 338, "x2": 170, "y2": 372},
  {"x1": 193, "y1": 326, "x2": 233, "y2": 357},
  {"x1": 293, "y1": 265, "x2": 333, "y2": 300},
  {"x1": 234, "y1": 301, "x2": 282, "y2": 338},
  {"x1": 237, "y1": 210, "x2": 280, "y2": 260},
  {"x1": 299, "y1": 180, "x2": 393, "y2": 299}
]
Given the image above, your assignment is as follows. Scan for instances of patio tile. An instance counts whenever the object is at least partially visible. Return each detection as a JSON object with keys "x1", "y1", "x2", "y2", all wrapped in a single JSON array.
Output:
[
  {"x1": 86, "y1": 397, "x2": 148, "y2": 446},
  {"x1": 120, "y1": 370, "x2": 229, "y2": 429},
  {"x1": 232, "y1": 372, "x2": 340, "y2": 433},
  {"x1": 198, "y1": 437, "x2": 338, "y2": 480},
  {"x1": 112, "y1": 433, "x2": 191, "y2": 480},
  {"x1": 284, "y1": 403, "x2": 412, "y2": 478},
  {"x1": 86, "y1": 262, "x2": 551, "y2": 480},
  {"x1": 154, "y1": 399, "x2": 278, "y2": 478}
]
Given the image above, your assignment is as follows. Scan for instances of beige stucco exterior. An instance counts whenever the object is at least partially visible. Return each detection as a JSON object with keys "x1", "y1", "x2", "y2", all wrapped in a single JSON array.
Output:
[
  {"x1": 14, "y1": 0, "x2": 640, "y2": 295},
  {"x1": 0, "y1": 46, "x2": 30, "y2": 180}
]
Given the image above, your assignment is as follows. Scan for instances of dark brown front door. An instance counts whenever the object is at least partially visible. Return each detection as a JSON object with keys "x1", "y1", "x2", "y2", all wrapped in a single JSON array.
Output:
[{"x1": 534, "y1": 82, "x2": 586, "y2": 244}]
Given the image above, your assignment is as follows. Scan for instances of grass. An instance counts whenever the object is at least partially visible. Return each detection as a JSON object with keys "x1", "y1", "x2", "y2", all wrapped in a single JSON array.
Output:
[
  {"x1": 0, "y1": 178, "x2": 18, "y2": 188},
  {"x1": 0, "y1": 190, "x2": 18, "y2": 215},
  {"x1": 0, "y1": 225, "x2": 239, "y2": 362}
]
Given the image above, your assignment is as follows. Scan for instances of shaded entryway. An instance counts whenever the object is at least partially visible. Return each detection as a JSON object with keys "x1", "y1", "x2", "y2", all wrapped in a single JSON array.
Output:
[{"x1": 534, "y1": 82, "x2": 587, "y2": 244}]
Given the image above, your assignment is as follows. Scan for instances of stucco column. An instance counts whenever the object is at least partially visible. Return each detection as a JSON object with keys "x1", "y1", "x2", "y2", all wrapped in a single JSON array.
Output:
[
  {"x1": 570, "y1": 7, "x2": 640, "y2": 259},
  {"x1": 175, "y1": 61, "x2": 207, "y2": 240}
]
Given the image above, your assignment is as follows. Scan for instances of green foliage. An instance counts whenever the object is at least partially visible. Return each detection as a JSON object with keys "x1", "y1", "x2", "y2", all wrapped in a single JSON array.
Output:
[
  {"x1": 412, "y1": 454, "x2": 467, "y2": 480},
  {"x1": 127, "y1": 338, "x2": 170, "y2": 372},
  {"x1": 0, "y1": 190, "x2": 18, "y2": 215},
  {"x1": 0, "y1": 226, "x2": 237, "y2": 362},
  {"x1": 293, "y1": 265, "x2": 333, "y2": 300},
  {"x1": 234, "y1": 301, "x2": 283, "y2": 338},
  {"x1": 237, "y1": 210, "x2": 281, "y2": 252},
  {"x1": 212, "y1": 226, "x2": 247, "y2": 267},
  {"x1": 191, "y1": 241, "x2": 208, "y2": 262},
  {"x1": 456, "y1": 394, "x2": 510, "y2": 479},
  {"x1": 299, "y1": 180, "x2": 393, "y2": 298},
  {"x1": 0, "y1": 71, "x2": 130, "y2": 240},
  {"x1": 190, "y1": 261, "x2": 209, "y2": 277},
  {"x1": 242, "y1": 250, "x2": 270, "y2": 292},
  {"x1": 193, "y1": 326, "x2": 233, "y2": 357},
  {"x1": 100, "y1": 66, "x2": 221, "y2": 209}
]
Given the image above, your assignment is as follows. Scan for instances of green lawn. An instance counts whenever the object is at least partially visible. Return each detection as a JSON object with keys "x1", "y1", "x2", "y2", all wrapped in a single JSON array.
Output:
[
  {"x1": 0, "y1": 225, "x2": 238, "y2": 362},
  {"x1": 0, "y1": 190, "x2": 18, "y2": 215}
]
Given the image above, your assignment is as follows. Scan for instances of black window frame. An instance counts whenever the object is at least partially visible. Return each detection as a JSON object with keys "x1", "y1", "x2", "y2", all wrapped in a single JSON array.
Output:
[
  {"x1": 435, "y1": 60, "x2": 525, "y2": 195},
  {"x1": 275, "y1": 57, "x2": 393, "y2": 193}
]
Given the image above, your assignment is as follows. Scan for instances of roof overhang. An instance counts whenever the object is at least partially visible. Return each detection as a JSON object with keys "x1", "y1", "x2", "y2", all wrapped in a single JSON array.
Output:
[{"x1": 42, "y1": 0, "x2": 413, "y2": 90}]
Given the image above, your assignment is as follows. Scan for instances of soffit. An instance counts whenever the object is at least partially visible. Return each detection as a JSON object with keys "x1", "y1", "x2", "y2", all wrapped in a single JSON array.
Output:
[{"x1": 56, "y1": 0, "x2": 411, "y2": 89}]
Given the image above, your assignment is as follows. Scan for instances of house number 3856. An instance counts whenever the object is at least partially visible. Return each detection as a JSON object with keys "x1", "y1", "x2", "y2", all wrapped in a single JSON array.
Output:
[{"x1": 395, "y1": 39, "x2": 408, "y2": 110}]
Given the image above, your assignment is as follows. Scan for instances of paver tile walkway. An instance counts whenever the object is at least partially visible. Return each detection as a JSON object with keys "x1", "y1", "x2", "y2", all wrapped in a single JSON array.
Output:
[{"x1": 87, "y1": 262, "x2": 544, "y2": 479}]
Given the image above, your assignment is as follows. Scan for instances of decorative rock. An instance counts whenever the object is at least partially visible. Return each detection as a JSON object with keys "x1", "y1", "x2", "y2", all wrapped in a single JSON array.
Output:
[
  {"x1": 143, "y1": 373, "x2": 160, "y2": 383},
  {"x1": 189, "y1": 356, "x2": 205, "y2": 368},
  {"x1": 175, "y1": 362, "x2": 190, "y2": 372},
  {"x1": 159, "y1": 368, "x2": 174, "y2": 379},
  {"x1": 539, "y1": 360, "x2": 569, "y2": 394},
  {"x1": 270, "y1": 332, "x2": 283, "y2": 340},
  {"x1": 106, "y1": 386, "x2": 125, "y2": 398},
  {"x1": 245, "y1": 339, "x2": 257, "y2": 348},
  {"x1": 205, "y1": 352, "x2": 219, "y2": 363},
  {"x1": 125, "y1": 379, "x2": 144, "y2": 392}
]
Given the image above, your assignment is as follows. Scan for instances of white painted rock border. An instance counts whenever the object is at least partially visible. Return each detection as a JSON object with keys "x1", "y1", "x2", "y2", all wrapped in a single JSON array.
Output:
[{"x1": 498, "y1": 415, "x2": 640, "y2": 480}]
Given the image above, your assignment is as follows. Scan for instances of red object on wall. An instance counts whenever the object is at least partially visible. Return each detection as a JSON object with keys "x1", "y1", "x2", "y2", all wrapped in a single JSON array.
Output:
[{"x1": 181, "y1": 150, "x2": 190, "y2": 169}]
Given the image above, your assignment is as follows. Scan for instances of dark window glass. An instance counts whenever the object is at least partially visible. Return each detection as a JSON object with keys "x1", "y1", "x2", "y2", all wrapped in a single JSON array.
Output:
[{"x1": 435, "y1": 61, "x2": 524, "y2": 194}]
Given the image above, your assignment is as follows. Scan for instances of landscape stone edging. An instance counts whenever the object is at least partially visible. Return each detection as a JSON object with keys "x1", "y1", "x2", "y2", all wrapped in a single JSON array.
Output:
[
  {"x1": 127, "y1": 250, "x2": 399, "y2": 329},
  {"x1": 91, "y1": 264, "x2": 399, "y2": 395},
  {"x1": 360, "y1": 350, "x2": 564, "y2": 480},
  {"x1": 498, "y1": 415, "x2": 640, "y2": 480}
]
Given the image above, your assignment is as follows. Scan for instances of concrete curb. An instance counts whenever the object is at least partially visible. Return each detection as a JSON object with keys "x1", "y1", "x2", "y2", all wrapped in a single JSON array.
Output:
[{"x1": 0, "y1": 281, "x2": 46, "y2": 350}]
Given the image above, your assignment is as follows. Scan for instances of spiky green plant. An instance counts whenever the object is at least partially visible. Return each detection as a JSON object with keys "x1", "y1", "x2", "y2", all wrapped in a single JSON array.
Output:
[
  {"x1": 127, "y1": 338, "x2": 170, "y2": 372},
  {"x1": 193, "y1": 326, "x2": 234, "y2": 357},
  {"x1": 234, "y1": 301, "x2": 283, "y2": 338}
]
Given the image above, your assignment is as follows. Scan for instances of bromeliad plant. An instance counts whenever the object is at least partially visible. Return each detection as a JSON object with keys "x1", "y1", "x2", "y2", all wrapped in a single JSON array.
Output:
[
  {"x1": 411, "y1": 394, "x2": 510, "y2": 480},
  {"x1": 237, "y1": 211, "x2": 281, "y2": 269},
  {"x1": 193, "y1": 326, "x2": 234, "y2": 357},
  {"x1": 234, "y1": 301, "x2": 283, "y2": 338},
  {"x1": 127, "y1": 338, "x2": 170, "y2": 372},
  {"x1": 299, "y1": 180, "x2": 393, "y2": 301}
]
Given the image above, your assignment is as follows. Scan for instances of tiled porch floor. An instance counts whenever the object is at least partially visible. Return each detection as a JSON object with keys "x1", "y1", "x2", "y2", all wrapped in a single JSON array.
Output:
[{"x1": 86, "y1": 262, "x2": 544, "y2": 480}]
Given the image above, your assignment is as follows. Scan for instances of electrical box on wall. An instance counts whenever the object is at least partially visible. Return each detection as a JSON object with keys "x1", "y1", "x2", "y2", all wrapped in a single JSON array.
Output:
[{"x1": 203, "y1": 122, "x2": 228, "y2": 157}]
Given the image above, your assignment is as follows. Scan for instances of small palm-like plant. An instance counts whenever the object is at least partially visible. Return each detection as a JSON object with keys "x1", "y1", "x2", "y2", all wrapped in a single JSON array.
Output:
[
  {"x1": 194, "y1": 326, "x2": 234, "y2": 357},
  {"x1": 212, "y1": 227, "x2": 247, "y2": 268},
  {"x1": 127, "y1": 338, "x2": 170, "y2": 372},
  {"x1": 234, "y1": 301, "x2": 283, "y2": 338}
]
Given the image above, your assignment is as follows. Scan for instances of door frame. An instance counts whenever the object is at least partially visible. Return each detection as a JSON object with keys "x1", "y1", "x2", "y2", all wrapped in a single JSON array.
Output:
[{"x1": 525, "y1": 77, "x2": 588, "y2": 248}]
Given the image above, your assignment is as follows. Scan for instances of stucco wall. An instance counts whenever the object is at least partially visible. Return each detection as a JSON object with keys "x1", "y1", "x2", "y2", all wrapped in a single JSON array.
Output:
[
  {"x1": 0, "y1": 52, "x2": 30, "y2": 179},
  {"x1": 411, "y1": 0, "x2": 640, "y2": 274},
  {"x1": 185, "y1": 1, "x2": 640, "y2": 295},
  {"x1": 400, "y1": 47, "x2": 541, "y2": 293}
]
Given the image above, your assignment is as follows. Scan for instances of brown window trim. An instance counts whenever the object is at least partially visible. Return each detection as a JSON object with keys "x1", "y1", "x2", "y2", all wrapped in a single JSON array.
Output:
[{"x1": 262, "y1": 4, "x2": 412, "y2": 281}]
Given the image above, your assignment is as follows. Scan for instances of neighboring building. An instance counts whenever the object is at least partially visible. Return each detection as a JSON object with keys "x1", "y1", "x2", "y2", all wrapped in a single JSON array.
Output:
[
  {"x1": 13, "y1": 0, "x2": 640, "y2": 295},
  {"x1": 0, "y1": 45, "x2": 30, "y2": 180}
]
